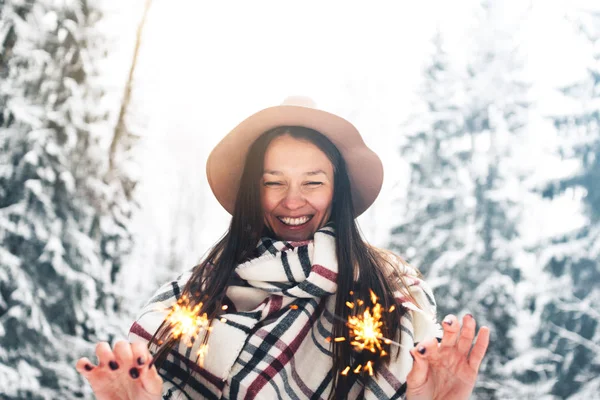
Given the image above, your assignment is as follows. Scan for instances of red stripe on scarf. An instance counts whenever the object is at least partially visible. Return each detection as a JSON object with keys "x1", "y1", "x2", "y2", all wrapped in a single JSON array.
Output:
[
  {"x1": 312, "y1": 264, "x2": 338, "y2": 283},
  {"x1": 268, "y1": 295, "x2": 283, "y2": 314}
]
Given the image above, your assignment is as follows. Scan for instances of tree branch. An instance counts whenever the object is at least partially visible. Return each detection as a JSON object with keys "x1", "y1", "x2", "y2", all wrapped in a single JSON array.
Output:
[{"x1": 549, "y1": 322, "x2": 600, "y2": 355}]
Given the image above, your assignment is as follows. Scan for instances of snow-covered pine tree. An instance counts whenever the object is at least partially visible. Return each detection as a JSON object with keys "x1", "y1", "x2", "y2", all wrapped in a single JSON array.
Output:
[
  {"x1": 390, "y1": 30, "x2": 472, "y2": 280},
  {"x1": 0, "y1": 0, "x2": 134, "y2": 398},
  {"x1": 391, "y1": 2, "x2": 533, "y2": 398},
  {"x1": 459, "y1": 4, "x2": 534, "y2": 398},
  {"x1": 517, "y1": 7, "x2": 600, "y2": 398}
]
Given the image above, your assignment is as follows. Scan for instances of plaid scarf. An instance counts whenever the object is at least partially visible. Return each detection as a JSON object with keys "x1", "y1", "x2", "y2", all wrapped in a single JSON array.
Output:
[{"x1": 129, "y1": 226, "x2": 441, "y2": 399}]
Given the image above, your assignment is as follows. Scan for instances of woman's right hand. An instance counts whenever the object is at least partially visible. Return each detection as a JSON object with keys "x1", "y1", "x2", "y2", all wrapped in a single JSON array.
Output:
[{"x1": 76, "y1": 340, "x2": 164, "y2": 400}]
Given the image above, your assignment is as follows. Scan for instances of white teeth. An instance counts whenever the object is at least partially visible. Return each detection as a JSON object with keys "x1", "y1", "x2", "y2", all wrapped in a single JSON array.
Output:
[{"x1": 279, "y1": 216, "x2": 311, "y2": 226}]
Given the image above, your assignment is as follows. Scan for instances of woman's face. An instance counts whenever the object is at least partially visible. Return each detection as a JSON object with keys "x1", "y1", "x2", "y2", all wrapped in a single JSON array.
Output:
[{"x1": 261, "y1": 134, "x2": 335, "y2": 241}]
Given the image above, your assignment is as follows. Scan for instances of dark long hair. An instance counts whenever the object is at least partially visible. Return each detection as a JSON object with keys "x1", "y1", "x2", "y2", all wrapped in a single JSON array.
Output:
[{"x1": 150, "y1": 126, "x2": 415, "y2": 398}]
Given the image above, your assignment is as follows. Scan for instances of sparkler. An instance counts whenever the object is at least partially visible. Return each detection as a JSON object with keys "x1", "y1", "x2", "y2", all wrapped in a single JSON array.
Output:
[
  {"x1": 155, "y1": 296, "x2": 231, "y2": 367},
  {"x1": 165, "y1": 294, "x2": 211, "y2": 347},
  {"x1": 328, "y1": 289, "x2": 405, "y2": 376}
]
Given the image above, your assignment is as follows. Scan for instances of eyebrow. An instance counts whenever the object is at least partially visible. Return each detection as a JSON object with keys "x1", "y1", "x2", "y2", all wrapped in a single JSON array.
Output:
[{"x1": 263, "y1": 169, "x2": 327, "y2": 176}]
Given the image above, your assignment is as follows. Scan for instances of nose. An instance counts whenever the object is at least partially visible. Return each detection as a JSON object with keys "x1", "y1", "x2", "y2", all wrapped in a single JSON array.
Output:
[{"x1": 282, "y1": 186, "x2": 306, "y2": 210}]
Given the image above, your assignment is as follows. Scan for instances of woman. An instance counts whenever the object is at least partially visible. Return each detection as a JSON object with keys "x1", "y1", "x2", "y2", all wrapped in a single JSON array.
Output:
[{"x1": 76, "y1": 97, "x2": 490, "y2": 399}]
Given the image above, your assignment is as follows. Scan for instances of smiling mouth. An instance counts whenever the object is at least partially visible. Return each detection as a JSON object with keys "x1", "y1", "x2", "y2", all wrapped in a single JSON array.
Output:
[{"x1": 277, "y1": 215, "x2": 313, "y2": 226}]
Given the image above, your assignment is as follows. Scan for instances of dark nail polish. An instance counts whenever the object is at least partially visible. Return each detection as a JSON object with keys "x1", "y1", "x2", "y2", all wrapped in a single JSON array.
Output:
[
  {"x1": 109, "y1": 361, "x2": 119, "y2": 370},
  {"x1": 417, "y1": 346, "x2": 426, "y2": 355},
  {"x1": 129, "y1": 367, "x2": 139, "y2": 379},
  {"x1": 443, "y1": 319, "x2": 453, "y2": 326},
  {"x1": 466, "y1": 313, "x2": 474, "y2": 319},
  {"x1": 84, "y1": 364, "x2": 94, "y2": 371},
  {"x1": 137, "y1": 357, "x2": 145, "y2": 365}
]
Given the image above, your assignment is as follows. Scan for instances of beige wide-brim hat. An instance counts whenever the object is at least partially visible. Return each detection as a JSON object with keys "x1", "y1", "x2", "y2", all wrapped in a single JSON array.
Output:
[{"x1": 206, "y1": 96, "x2": 383, "y2": 217}]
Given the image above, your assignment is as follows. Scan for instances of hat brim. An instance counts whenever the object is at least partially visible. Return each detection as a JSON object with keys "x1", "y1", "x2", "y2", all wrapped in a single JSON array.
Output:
[{"x1": 206, "y1": 105, "x2": 383, "y2": 217}]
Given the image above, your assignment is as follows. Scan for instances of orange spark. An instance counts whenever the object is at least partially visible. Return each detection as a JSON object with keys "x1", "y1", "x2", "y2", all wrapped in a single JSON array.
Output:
[
  {"x1": 369, "y1": 289, "x2": 378, "y2": 304},
  {"x1": 364, "y1": 361, "x2": 374, "y2": 376},
  {"x1": 197, "y1": 344, "x2": 209, "y2": 367}
]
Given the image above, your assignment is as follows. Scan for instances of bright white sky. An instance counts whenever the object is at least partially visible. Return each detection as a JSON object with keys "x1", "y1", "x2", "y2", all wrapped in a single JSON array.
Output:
[{"x1": 101, "y1": 0, "x2": 596, "y2": 289}]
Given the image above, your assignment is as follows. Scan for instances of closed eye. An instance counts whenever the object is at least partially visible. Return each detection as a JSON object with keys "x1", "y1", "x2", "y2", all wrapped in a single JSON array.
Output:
[
  {"x1": 306, "y1": 182, "x2": 323, "y2": 186},
  {"x1": 264, "y1": 181, "x2": 283, "y2": 186}
]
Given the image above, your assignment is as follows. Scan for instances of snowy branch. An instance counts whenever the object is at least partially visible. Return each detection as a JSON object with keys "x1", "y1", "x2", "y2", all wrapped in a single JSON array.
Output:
[
  {"x1": 557, "y1": 296, "x2": 600, "y2": 321},
  {"x1": 549, "y1": 323, "x2": 600, "y2": 355}
]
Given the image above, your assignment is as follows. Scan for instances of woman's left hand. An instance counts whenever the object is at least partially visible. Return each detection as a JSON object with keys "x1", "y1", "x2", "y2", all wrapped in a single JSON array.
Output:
[{"x1": 406, "y1": 314, "x2": 490, "y2": 400}]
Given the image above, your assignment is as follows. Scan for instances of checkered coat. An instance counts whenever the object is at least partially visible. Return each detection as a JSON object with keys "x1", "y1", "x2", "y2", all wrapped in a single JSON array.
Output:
[{"x1": 129, "y1": 227, "x2": 441, "y2": 399}]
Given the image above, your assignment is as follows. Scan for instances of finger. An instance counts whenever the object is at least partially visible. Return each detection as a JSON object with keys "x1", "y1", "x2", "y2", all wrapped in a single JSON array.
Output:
[
  {"x1": 129, "y1": 341, "x2": 152, "y2": 381},
  {"x1": 130, "y1": 341, "x2": 151, "y2": 368},
  {"x1": 468, "y1": 326, "x2": 490, "y2": 371},
  {"x1": 130, "y1": 341, "x2": 163, "y2": 394},
  {"x1": 440, "y1": 314, "x2": 460, "y2": 348},
  {"x1": 145, "y1": 358, "x2": 163, "y2": 390},
  {"x1": 406, "y1": 345, "x2": 430, "y2": 389},
  {"x1": 142, "y1": 356, "x2": 164, "y2": 395},
  {"x1": 418, "y1": 337, "x2": 441, "y2": 363},
  {"x1": 95, "y1": 342, "x2": 116, "y2": 368},
  {"x1": 113, "y1": 340, "x2": 134, "y2": 371},
  {"x1": 75, "y1": 357, "x2": 96, "y2": 375},
  {"x1": 456, "y1": 314, "x2": 476, "y2": 355}
]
